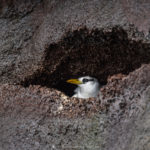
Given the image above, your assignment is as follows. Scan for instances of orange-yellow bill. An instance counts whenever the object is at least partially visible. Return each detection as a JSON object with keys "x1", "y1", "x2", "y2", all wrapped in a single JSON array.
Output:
[{"x1": 66, "y1": 79, "x2": 82, "y2": 85}]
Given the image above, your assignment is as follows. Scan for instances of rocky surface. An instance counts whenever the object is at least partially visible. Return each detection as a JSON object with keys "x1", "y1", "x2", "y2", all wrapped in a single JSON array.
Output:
[
  {"x1": 0, "y1": 64, "x2": 150, "y2": 150},
  {"x1": 102, "y1": 64, "x2": 150, "y2": 150},
  {"x1": 0, "y1": 0, "x2": 150, "y2": 150},
  {"x1": 0, "y1": 0, "x2": 150, "y2": 85}
]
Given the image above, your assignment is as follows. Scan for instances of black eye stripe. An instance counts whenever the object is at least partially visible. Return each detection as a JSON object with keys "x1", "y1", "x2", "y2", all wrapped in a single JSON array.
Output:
[{"x1": 82, "y1": 78, "x2": 94, "y2": 83}]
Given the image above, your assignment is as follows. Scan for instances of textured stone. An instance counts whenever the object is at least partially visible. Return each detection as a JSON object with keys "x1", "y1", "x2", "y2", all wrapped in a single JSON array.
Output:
[
  {"x1": 0, "y1": 0, "x2": 150, "y2": 150},
  {"x1": 0, "y1": 64, "x2": 150, "y2": 150}
]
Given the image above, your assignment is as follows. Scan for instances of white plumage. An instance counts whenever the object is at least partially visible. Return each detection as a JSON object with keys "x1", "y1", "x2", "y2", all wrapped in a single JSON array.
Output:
[{"x1": 67, "y1": 76, "x2": 100, "y2": 98}]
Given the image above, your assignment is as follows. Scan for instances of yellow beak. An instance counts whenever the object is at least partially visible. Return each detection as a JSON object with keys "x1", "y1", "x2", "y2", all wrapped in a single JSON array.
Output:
[{"x1": 66, "y1": 79, "x2": 82, "y2": 85}]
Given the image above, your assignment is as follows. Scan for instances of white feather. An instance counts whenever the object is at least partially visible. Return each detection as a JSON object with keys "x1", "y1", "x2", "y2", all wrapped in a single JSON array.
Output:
[{"x1": 72, "y1": 76, "x2": 100, "y2": 98}]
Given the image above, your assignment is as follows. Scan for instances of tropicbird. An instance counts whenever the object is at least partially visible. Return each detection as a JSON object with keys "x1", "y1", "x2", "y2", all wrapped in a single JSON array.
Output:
[{"x1": 67, "y1": 76, "x2": 100, "y2": 98}]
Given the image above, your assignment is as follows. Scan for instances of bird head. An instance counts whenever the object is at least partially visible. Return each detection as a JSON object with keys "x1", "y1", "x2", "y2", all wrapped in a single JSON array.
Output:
[
  {"x1": 67, "y1": 76, "x2": 99, "y2": 90},
  {"x1": 67, "y1": 76, "x2": 97, "y2": 85},
  {"x1": 66, "y1": 76, "x2": 100, "y2": 98}
]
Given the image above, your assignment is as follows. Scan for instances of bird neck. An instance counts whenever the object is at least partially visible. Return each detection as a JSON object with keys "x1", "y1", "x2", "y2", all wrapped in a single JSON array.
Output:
[{"x1": 78, "y1": 83, "x2": 99, "y2": 98}]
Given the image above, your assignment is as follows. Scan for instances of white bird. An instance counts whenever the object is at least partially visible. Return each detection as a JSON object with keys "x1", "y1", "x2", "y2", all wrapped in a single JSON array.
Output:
[{"x1": 66, "y1": 76, "x2": 100, "y2": 98}]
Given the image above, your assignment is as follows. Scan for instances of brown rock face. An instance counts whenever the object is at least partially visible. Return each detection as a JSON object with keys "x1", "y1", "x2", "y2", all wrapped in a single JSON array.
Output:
[
  {"x1": 21, "y1": 27, "x2": 150, "y2": 96},
  {"x1": 0, "y1": 0, "x2": 150, "y2": 150}
]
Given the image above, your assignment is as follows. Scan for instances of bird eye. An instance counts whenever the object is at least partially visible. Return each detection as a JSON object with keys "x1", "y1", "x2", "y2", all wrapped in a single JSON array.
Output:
[{"x1": 82, "y1": 78, "x2": 89, "y2": 83}]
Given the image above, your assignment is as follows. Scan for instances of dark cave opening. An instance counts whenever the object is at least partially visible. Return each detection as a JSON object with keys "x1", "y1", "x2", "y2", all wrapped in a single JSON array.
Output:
[{"x1": 21, "y1": 27, "x2": 150, "y2": 97}]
